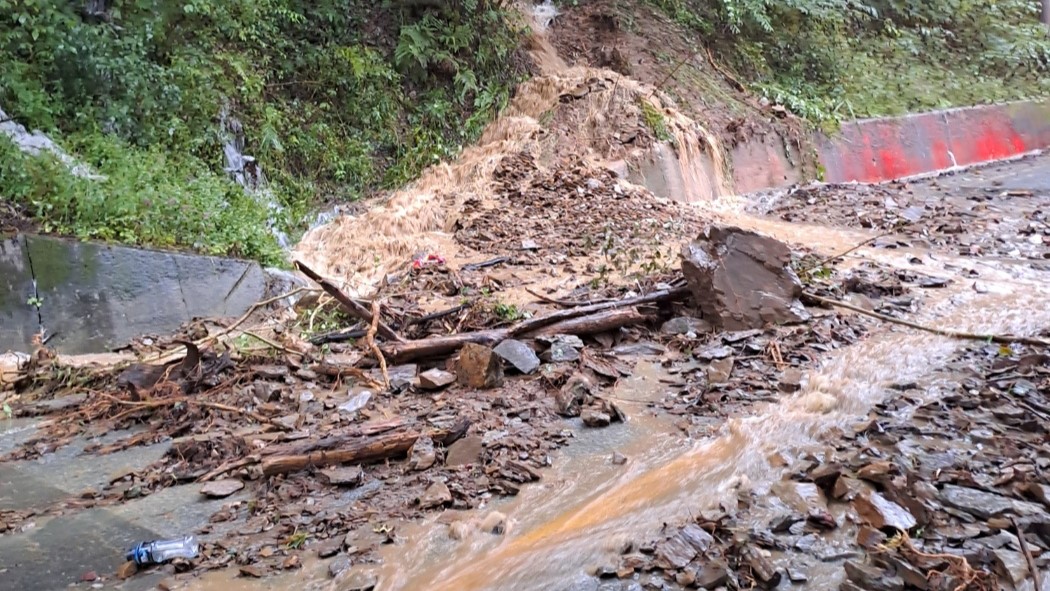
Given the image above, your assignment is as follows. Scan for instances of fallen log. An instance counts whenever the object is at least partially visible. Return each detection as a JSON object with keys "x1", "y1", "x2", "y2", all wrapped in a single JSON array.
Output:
[
  {"x1": 260, "y1": 418, "x2": 409, "y2": 457},
  {"x1": 262, "y1": 429, "x2": 419, "y2": 476},
  {"x1": 526, "y1": 307, "x2": 648, "y2": 338},
  {"x1": 260, "y1": 417, "x2": 472, "y2": 476},
  {"x1": 383, "y1": 285, "x2": 687, "y2": 362},
  {"x1": 295, "y1": 260, "x2": 404, "y2": 343}
]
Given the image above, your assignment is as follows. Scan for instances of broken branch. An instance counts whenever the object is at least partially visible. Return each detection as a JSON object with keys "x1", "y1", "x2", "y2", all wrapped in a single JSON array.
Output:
[
  {"x1": 261, "y1": 430, "x2": 419, "y2": 476},
  {"x1": 294, "y1": 260, "x2": 404, "y2": 343},
  {"x1": 525, "y1": 307, "x2": 648, "y2": 337},
  {"x1": 803, "y1": 292, "x2": 1050, "y2": 347},
  {"x1": 1012, "y1": 517, "x2": 1043, "y2": 591},
  {"x1": 382, "y1": 285, "x2": 687, "y2": 362}
]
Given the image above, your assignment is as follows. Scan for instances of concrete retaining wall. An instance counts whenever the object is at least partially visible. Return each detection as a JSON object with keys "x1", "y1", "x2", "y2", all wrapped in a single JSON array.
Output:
[
  {"x1": 815, "y1": 100, "x2": 1050, "y2": 184},
  {"x1": 0, "y1": 235, "x2": 267, "y2": 355}
]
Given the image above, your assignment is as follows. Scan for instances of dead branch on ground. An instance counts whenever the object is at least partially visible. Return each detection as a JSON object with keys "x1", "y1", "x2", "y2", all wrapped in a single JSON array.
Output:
[
  {"x1": 295, "y1": 261, "x2": 404, "y2": 343},
  {"x1": 803, "y1": 292, "x2": 1050, "y2": 347},
  {"x1": 382, "y1": 285, "x2": 688, "y2": 362}
]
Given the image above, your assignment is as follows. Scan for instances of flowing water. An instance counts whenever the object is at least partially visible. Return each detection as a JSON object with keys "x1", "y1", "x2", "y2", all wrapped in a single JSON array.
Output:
[
  {"x1": 354, "y1": 212, "x2": 1050, "y2": 591},
  {"x1": 189, "y1": 6, "x2": 1050, "y2": 590}
]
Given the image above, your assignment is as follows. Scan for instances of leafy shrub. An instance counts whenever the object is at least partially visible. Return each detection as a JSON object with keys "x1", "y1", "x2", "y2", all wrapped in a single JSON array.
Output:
[
  {"x1": 0, "y1": 0, "x2": 524, "y2": 260},
  {"x1": 647, "y1": 0, "x2": 1050, "y2": 122}
]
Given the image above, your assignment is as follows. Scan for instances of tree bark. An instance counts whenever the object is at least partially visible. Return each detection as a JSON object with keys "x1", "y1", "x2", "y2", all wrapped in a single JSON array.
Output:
[
  {"x1": 261, "y1": 429, "x2": 420, "y2": 476},
  {"x1": 525, "y1": 307, "x2": 648, "y2": 337},
  {"x1": 381, "y1": 285, "x2": 687, "y2": 362}
]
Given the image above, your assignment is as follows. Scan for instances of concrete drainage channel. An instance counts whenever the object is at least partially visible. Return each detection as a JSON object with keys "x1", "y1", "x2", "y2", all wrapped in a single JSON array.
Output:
[{"x1": 0, "y1": 234, "x2": 285, "y2": 355}]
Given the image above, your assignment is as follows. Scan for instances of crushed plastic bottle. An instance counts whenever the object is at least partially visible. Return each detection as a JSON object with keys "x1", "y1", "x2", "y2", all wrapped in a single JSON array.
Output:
[{"x1": 126, "y1": 536, "x2": 200, "y2": 566}]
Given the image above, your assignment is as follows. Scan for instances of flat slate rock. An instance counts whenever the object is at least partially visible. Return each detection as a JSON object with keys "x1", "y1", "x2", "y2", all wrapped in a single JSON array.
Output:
[
  {"x1": 493, "y1": 339, "x2": 541, "y2": 374},
  {"x1": 200, "y1": 479, "x2": 245, "y2": 498}
]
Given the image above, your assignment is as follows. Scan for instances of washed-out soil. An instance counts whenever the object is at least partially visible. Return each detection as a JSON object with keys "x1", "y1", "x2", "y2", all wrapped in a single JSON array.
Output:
[{"x1": 547, "y1": 0, "x2": 816, "y2": 163}]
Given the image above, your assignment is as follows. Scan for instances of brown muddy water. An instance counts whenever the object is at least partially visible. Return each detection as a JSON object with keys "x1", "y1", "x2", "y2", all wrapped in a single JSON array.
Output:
[
  {"x1": 181, "y1": 200, "x2": 1050, "y2": 591},
  {"x1": 183, "y1": 7, "x2": 1050, "y2": 591}
]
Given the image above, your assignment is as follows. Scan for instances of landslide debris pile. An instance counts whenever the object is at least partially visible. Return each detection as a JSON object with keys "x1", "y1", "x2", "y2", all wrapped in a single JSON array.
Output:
[
  {"x1": 1, "y1": 224, "x2": 854, "y2": 583},
  {"x1": 293, "y1": 63, "x2": 725, "y2": 299}
]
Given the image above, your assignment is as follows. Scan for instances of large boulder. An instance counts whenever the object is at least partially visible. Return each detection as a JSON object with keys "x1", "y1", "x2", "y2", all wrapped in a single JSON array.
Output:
[{"x1": 681, "y1": 225, "x2": 808, "y2": 330}]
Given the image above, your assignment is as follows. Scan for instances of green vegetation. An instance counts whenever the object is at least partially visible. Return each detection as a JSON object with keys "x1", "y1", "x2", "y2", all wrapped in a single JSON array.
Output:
[
  {"x1": 0, "y1": 0, "x2": 524, "y2": 262},
  {"x1": 638, "y1": 98, "x2": 673, "y2": 142},
  {"x1": 647, "y1": 0, "x2": 1050, "y2": 124}
]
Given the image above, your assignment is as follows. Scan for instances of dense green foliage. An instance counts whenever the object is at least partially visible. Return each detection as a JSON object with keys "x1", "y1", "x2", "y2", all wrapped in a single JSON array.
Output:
[
  {"x1": 0, "y1": 0, "x2": 523, "y2": 261},
  {"x1": 648, "y1": 0, "x2": 1050, "y2": 122}
]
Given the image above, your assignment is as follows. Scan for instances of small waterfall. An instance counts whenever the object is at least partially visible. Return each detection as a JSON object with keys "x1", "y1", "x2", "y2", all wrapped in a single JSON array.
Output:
[{"x1": 219, "y1": 105, "x2": 290, "y2": 249}]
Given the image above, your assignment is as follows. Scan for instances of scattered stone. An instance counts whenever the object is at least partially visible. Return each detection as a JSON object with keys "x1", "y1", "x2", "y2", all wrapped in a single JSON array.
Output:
[
  {"x1": 448, "y1": 520, "x2": 472, "y2": 540},
  {"x1": 200, "y1": 479, "x2": 245, "y2": 498},
  {"x1": 856, "y1": 525, "x2": 887, "y2": 549},
  {"x1": 157, "y1": 578, "x2": 177, "y2": 591},
  {"x1": 254, "y1": 365, "x2": 289, "y2": 380},
  {"x1": 521, "y1": 239, "x2": 540, "y2": 250},
  {"x1": 409, "y1": 436, "x2": 437, "y2": 471},
  {"x1": 321, "y1": 465, "x2": 364, "y2": 486},
  {"x1": 654, "y1": 525, "x2": 712, "y2": 570},
  {"x1": 695, "y1": 344, "x2": 733, "y2": 361},
  {"x1": 612, "y1": 452, "x2": 628, "y2": 465},
  {"x1": 661, "y1": 317, "x2": 713, "y2": 336},
  {"x1": 445, "y1": 436, "x2": 484, "y2": 466},
  {"x1": 774, "y1": 481, "x2": 828, "y2": 515},
  {"x1": 493, "y1": 339, "x2": 541, "y2": 374},
  {"x1": 675, "y1": 569, "x2": 696, "y2": 587},
  {"x1": 336, "y1": 569, "x2": 378, "y2": 591},
  {"x1": 581, "y1": 409, "x2": 612, "y2": 427},
  {"x1": 384, "y1": 364, "x2": 418, "y2": 390},
  {"x1": 786, "y1": 565, "x2": 807, "y2": 583},
  {"x1": 695, "y1": 561, "x2": 730, "y2": 589},
  {"x1": 419, "y1": 481, "x2": 453, "y2": 509},
  {"x1": 480, "y1": 511, "x2": 507, "y2": 535},
  {"x1": 679, "y1": 524, "x2": 714, "y2": 553},
  {"x1": 456, "y1": 344, "x2": 504, "y2": 388},
  {"x1": 329, "y1": 556, "x2": 352, "y2": 578},
  {"x1": 853, "y1": 491, "x2": 916, "y2": 531},
  {"x1": 940, "y1": 484, "x2": 1046, "y2": 519},
  {"x1": 681, "y1": 225, "x2": 809, "y2": 330},
  {"x1": 275, "y1": 413, "x2": 301, "y2": 429},
  {"x1": 338, "y1": 392, "x2": 371, "y2": 414},
  {"x1": 843, "y1": 560, "x2": 903, "y2": 591},
  {"x1": 418, "y1": 368, "x2": 456, "y2": 390},
  {"x1": 611, "y1": 342, "x2": 667, "y2": 356},
  {"x1": 992, "y1": 549, "x2": 1029, "y2": 585},
  {"x1": 655, "y1": 534, "x2": 697, "y2": 569},
  {"x1": 543, "y1": 335, "x2": 583, "y2": 362},
  {"x1": 316, "y1": 539, "x2": 342, "y2": 558},
  {"x1": 116, "y1": 561, "x2": 137, "y2": 580},
  {"x1": 282, "y1": 554, "x2": 301, "y2": 569},
  {"x1": 538, "y1": 334, "x2": 584, "y2": 348},
  {"x1": 80, "y1": 571, "x2": 98, "y2": 582},
  {"x1": 706, "y1": 357, "x2": 734, "y2": 383},
  {"x1": 833, "y1": 476, "x2": 865, "y2": 500},
  {"x1": 778, "y1": 368, "x2": 804, "y2": 392},
  {"x1": 556, "y1": 374, "x2": 593, "y2": 417}
]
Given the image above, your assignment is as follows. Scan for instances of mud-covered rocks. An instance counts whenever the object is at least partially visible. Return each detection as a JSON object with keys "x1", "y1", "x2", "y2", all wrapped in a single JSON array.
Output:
[
  {"x1": 681, "y1": 225, "x2": 808, "y2": 330},
  {"x1": 456, "y1": 343, "x2": 504, "y2": 388}
]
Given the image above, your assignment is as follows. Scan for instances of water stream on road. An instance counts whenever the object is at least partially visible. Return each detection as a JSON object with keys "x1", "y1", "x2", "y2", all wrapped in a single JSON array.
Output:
[
  {"x1": 348, "y1": 211, "x2": 1050, "y2": 591},
  {"x1": 188, "y1": 7, "x2": 1050, "y2": 591}
]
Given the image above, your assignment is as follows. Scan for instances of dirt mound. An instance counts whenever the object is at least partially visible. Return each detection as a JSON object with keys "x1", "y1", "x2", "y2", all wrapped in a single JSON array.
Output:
[{"x1": 293, "y1": 60, "x2": 722, "y2": 297}]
